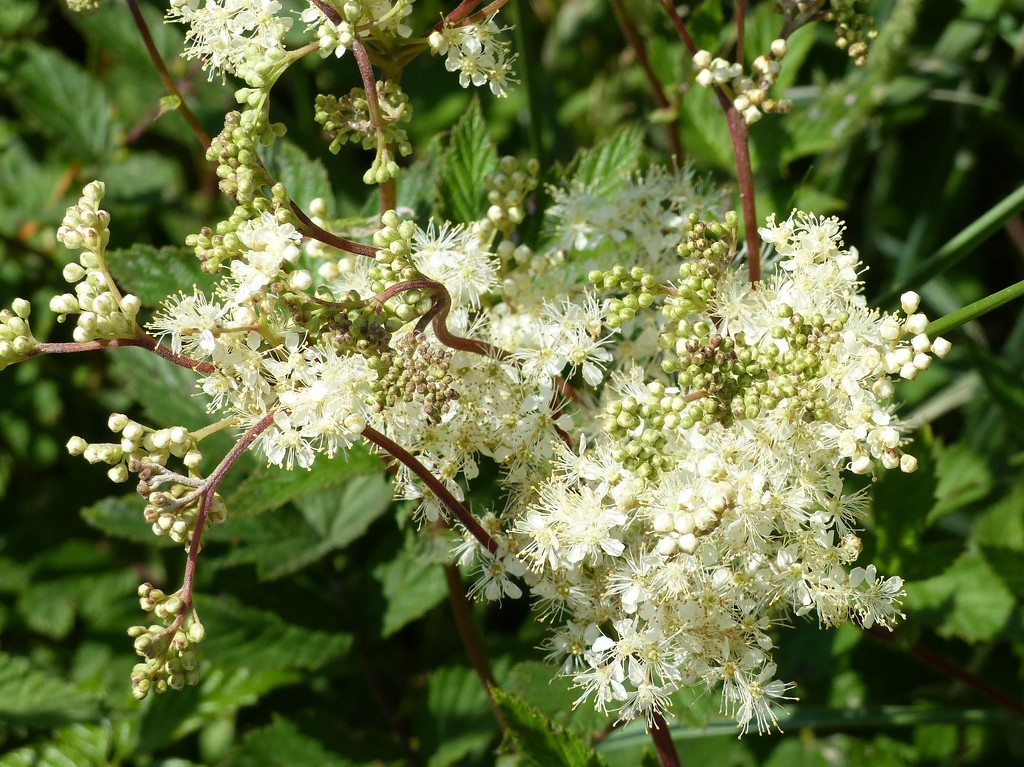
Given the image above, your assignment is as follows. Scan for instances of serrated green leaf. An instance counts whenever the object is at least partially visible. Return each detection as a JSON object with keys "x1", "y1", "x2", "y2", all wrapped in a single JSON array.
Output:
[
  {"x1": 903, "y1": 552, "x2": 1014, "y2": 642},
  {"x1": 0, "y1": 723, "x2": 114, "y2": 767},
  {"x1": 196, "y1": 594, "x2": 352, "y2": 673},
  {"x1": 10, "y1": 43, "x2": 113, "y2": 162},
  {"x1": 137, "y1": 667, "x2": 299, "y2": 752},
  {"x1": 104, "y1": 244, "x2": 218, "y2": 307},
  {"x1": 263, "y1": 139, "x2": 335, "y2": 213},
  {"x1": 223, "y1": 716, "x2": 354, "y2": 767},
  {"x1": 298, "y1": 473, "x2": 391, "y2": 542},
  {"x1": 439, "y1": 98, "x2": 499, "y2": 223},
  {"x1": 81, "y1": 494, "x2": 176, "y2": 547},
  {"x1": 373, "y1": 535, "x2": 447, "y2": 638},
  {"x1": 502, "y1": 661, "x2": 608, "y2": 735},
  {"x1": 973, "y1": 482, "x2": 1024, "y2": 550},
  {"x1": 0, "y1": 653, "x2": 99, "y2": 728},
  {"x1": 492, "y1": 687, "x2": 608, "y2": 767},
  {"x1": 566, "y1": 125, "x2": 645, "y2": 198},
  {"x1": 226, "y1": 445, "x2": 381, "y2": 518},
  {"x1": 17, "y1": 580, "x2": 76, "y2": 639}
]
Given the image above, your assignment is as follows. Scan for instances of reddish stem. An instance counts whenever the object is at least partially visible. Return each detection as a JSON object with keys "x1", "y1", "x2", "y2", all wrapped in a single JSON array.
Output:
[
  {"x1": 361, "y1": 425, "x2": 499, "y2": 553},
  {"x1": 351, "y1": 38, "x2": 397, "y2": 215},
  {"x1": 290, "y1": 201, "x2": 379, "y2": 258},
  {"x1": 126, "y1": 0, "x2": 211, "y2": 150},
  {"x1": 609, "y1": 0, "x2": 682, "y2": 164},
  {"x1": 374, "y1": 278, "x2": 510, "y2": 361},
  {"x1": 734, "y1": 0, "x2": 747, "y2": 63},
  {"x1": 649, "y1": 710, "x2": 682, "y2": 767},
  {"x1": 180, "y1": 411, "x2": 277, "y2": 610},
  {"x1": 443, "y1": 564, "x2": 505, "y2": 728},
  {"x1": 34, "y1": 331, "x2": 217, "y2": 374}
]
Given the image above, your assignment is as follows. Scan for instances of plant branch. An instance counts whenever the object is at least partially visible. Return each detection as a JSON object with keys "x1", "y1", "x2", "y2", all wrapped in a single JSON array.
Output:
[
  {"x1": 361, "y1": 425, "x2": 499, "y2": 553},
  {"x1": 290, "y1": 200, "x2": 380, "y2": 258},
  {"x1": 126, "y1": 0, "x2": 211, "y2": 150},
  {"x1": 373, "y1": 279, "x2": 511, "y2": 360},
  {"x1": 609, "y1": 0, "x2": 682, "y2": 163},
  {"x1": 649, "y1": 710, "x2": 682, "y2": 767},
  {"x1": 443, "y1": 564, "x2": 505, "y2": 728},
  {"x1": 33, "y1": 330, "x2": 217, "y2": 374},
  {"x1": 179, "y1": 411, "x2": 277, "y2": 610},
  {"x1": 351, "y1": 38, "x2": 397, "y2": 215}
]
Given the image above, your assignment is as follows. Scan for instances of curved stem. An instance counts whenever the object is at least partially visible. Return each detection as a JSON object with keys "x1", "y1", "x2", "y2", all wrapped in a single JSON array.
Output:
[
  {"x1": 290, "y1": 200, "x2": 379, "y2": 258},
  {"x1": 126, "y1": 0, "x2": 211, "y2": 150},
  {"x1": 361, "y1": 425, "x2": 498, "y2": 553},
  {"x1": 374, "y1": 278, "x2": 511, "y2": 360},
  {"x1": 179, "y1": 411, "x2": 278, "y2": 611}
]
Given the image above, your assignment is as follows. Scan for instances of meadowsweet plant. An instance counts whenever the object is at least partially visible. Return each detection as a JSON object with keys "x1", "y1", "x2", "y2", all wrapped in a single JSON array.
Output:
[{"x1": 8, "y1": 0, "x2": 1017, "y2": 763}]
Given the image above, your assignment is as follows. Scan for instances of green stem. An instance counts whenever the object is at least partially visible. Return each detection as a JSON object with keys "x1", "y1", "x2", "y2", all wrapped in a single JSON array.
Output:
[
  {"x1": 925, "y1": 278, "x2": 1024, "y2": 338},
  {"x1": 877, "y1": 184, "x2": 1024, "y2": 306}
]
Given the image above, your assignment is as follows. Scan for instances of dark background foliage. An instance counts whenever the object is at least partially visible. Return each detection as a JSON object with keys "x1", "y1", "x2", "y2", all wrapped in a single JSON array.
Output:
[{"x1": 1, "y1": 0, "x2": 1023, "y2": 764}]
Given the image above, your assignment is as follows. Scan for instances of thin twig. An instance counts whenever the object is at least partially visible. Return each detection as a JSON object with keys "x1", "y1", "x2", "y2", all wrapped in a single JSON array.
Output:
[
  {"x1": 609, "y1": 0, "x2": 682, "y2": 163},
  {"x1": 361, "y1": 425, "x2": 499, "y2": 553},
  {"x1": 443, "y1": 564, "x2": 506, "y2": 728},
  {"x1": 34, "y1": 331, "x2": 217, "y2": 374},
  {"x1": 351, "y1": 38, "x2": 397, "y2": 215},
  {"x1": 290, "y1": 201, "x2": 380, "y2": 258},
  {"x1": 126, "y1": 0, "x2": 211, "y2": 150}
]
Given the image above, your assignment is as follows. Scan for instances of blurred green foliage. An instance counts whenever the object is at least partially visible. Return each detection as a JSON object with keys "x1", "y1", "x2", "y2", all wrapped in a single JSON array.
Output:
[{"x1": 1, "y1": 0, "x2": 1024, "y2": 764}]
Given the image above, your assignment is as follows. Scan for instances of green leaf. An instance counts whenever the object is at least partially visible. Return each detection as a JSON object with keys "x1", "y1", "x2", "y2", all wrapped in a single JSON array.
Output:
[
  {"x1": 420, "y1": 666, "x2": 495, "y2": 767},
  {"x1": 903, "y1": 552, "x2": 1014, "y2": 642},
  {"x1": 492, "y1": 687, "x2": 608, "y2": 767},
  {"x1": 928, "y1": 441, "x2": 992, "y2": 522},
  {"x1": 226, "y1": 445, "x2": 381, "y2": 518},
  {"x1": 196, "y1": 594, "x2": 353, "y2": 673},
  {"x1": 102, "y1": 151, "x2": 185, "y2": 206},
  {"x1": 263, "y1": 139, "x2": 335, "y2": 213},
  {"x1": 0, "y1": 653, "x2": 98, "y2": 728},
  {"x1": 438, "y1": 98, "x2": 499, "y2": 223},
  {"x1": 10, "y1": 43, "x2": 113, "y2": 162},
  {"x1": 973, "y1": 482, "x2": 1024, "y2": 550},
  {"x1": 372, "y1": 534, "x2": 448, "y2": 638},
  {"x1": 104, "y1": 244, "x2": 218, "y2": 308},
  {"x1": 223, "y1": 716, "x2": 354, "y2": 767},
  {"x1": 502, "y1": 661, "x2": 608, "y2": 735},
  {"x1": 215, "y1": 474, "x2": 391, "y2": 579},
  {"x1": 565, "y1": 125, "x2": 645, "y2": 198},
  {"x1": 81, "y1": 494, "x2": 176, "y2": 547},
  {"x1": 0, "y1": 723, "x2": 114, "y2": 767}
]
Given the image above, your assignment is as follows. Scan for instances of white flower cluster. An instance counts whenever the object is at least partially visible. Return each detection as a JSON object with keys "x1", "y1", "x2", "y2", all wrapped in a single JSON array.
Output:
[
  {"x1": 428, "y1": 16, "x2": 517, "y2": 98},
  {"x1": 62, "y1": 157, "x2": 943, "y2": 732},
  {"x1": 503, "y1": 211, "x2": 949, "y2": 731},
  {"x1": 301, "y1": 0, "x2": 414, "y2": 59},
  {"x1": 167, "y1": 0, "x2": 293, "y2": 82}
]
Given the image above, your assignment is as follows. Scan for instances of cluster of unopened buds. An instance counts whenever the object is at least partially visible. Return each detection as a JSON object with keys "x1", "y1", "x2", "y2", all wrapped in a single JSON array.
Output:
[
  {"x1": 128, "y1": 583, "x2": 205, "y2": 700},
  {"x1": 52, "y1": 181, "x2": 140, "y2": 342},
  {"x1": 484, "y1": 155, "x2": 540, "y2": 236},
  {"x1": 692, "y1": 40, "x2": 793, "y2": 125},
  {"x1": 0, "y1": 299, "x2": 37, "y2": 371},
  {"x1": 136, "y1": 461, "x2": 228, "y2": 546},
  {"x1": 66, "y1": 414, "x2": 203, "y2": 484}
]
